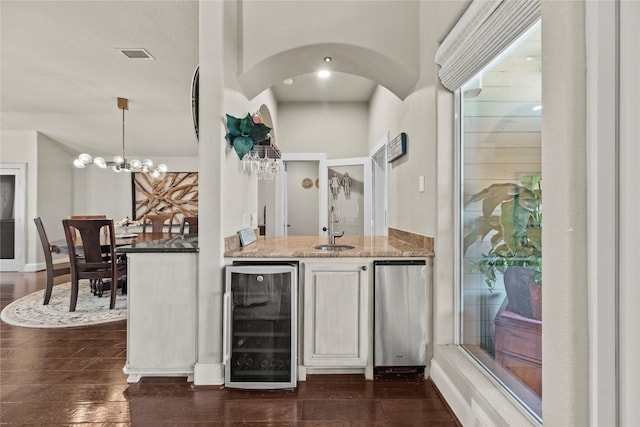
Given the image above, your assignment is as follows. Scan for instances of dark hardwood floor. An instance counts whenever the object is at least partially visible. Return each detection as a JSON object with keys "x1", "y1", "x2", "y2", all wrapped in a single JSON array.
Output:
[{"x1": 1, "y1": 271, "x2": 460, "y2": 426}]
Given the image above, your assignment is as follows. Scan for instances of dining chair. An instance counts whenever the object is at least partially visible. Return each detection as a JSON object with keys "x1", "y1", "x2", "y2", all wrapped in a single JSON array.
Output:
[
  {"x1": 62, "y1": 218, "x2": 126, "y2": 311},
  {"x1": 179, "y1": 216, "x2": 198, "y2": 235},
  {"x1": 34, "y1": 217, "x2": 71, "y2": 305},
  {"x1": 143, "y1": 213, "x2": 174, "y2": 234}
]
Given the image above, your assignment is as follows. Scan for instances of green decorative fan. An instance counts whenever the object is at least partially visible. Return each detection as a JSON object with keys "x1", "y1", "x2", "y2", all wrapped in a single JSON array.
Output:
[{"x1": 225, "y1": 113, "x2": 272, "y2": 159}]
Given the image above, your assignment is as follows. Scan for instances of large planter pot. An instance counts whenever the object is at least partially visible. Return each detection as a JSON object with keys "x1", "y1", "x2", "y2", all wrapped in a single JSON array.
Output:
[{"x1": 503, "y1": 266, "x2": 542, "y2": 320}]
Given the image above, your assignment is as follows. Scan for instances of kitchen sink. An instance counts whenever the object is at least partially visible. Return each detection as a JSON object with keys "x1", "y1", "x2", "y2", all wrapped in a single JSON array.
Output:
[{"x1": 313, "y1": 244, "x2": 355, "y2": 251}]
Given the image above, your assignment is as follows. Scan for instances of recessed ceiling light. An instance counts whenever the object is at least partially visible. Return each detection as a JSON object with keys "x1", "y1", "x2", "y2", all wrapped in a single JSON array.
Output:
[
  {"x1": 533, "y1": 105, "x2": 542, "y2": 111},
  {"x1": 317, "y1": 70, "x2": 331, "y2": 79},
  {"x1": 324, "y1": 57, "x2": 332, "y2": 63},
  {"x1": 526, "y1": 56, "x2": 534, "y2": 61},
  {"x1": 283, "y1": 78, "x2": 294, "y2": 85}
]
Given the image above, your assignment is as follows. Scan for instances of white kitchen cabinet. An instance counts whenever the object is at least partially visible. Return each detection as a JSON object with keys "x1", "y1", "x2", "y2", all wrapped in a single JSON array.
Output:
[
  {"x1": 123, "y1": 252, "x2": 197, "y2": 383},
  {"x1": 302, "y1": 260, "x2": 372, "y2": 370}
]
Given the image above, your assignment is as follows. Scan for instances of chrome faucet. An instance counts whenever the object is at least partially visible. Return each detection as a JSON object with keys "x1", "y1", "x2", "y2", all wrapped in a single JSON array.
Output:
[{"x1": 328, "y1": 205, "x2": 344, "y2": 245}]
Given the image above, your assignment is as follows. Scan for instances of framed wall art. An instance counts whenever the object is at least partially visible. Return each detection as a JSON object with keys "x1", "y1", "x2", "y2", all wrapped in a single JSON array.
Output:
[{"x1": 132, "y1": 172, "x2": 198, "y2": 222}]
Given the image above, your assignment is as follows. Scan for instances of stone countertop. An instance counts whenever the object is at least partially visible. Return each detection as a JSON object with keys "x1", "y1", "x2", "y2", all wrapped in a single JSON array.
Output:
[
  {"x1": 224, "y1": 235, "x2": 434, "y2": 258},
  {"x1": 117, "y1": 235, "x2": 199, "y2": 253}
]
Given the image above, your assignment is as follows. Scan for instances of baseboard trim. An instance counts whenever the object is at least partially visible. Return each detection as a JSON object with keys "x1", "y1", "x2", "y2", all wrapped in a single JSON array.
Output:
[
  {"x1": 431, "y1": 357, "x2": 473, "y2": 426},
  {"x1": 193, "y1": 362, "x2": 224, "y2": 385},
  {"x1": 23, "y1": 262, "x2": 45, "y2": 272}
]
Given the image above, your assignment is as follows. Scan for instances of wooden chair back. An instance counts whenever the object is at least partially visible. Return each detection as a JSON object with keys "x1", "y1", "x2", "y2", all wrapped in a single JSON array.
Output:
[
  {"x1": 62, "y1": 218, "x2": 126, "y2": 311},
  {"x1": 34, "y1": 217, "x2": 71, "y2": 305},
  {"x1": 179, "y1": 216, "x2": 198, "y2": 235},
  {"x1": 143, "y1": 213, "x2": 174, "y2": 234},
  {"x1": 69, "y1": 215, "x2": 107, "y2": 243}
]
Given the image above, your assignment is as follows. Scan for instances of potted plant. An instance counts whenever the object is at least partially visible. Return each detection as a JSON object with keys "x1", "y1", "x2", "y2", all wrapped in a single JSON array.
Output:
[
  {"x1": 463, "y1": 175, "x2": 542, "y2": 320},
  {"x1": 225, "y1": 113, "x2": 272, "y2": 160}
]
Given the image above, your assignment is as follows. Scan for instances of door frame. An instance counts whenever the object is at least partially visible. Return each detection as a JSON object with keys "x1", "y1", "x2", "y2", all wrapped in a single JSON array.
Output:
[
  {"x1": 278, "y1": 153, "x2": 327, "y2": 236},
  {"x1": 321, "y1": 156, "x2": 373, "y2": 236},
  {"x1": 370, "y1": 133, "x2": 389, "y2": 236},
  {"x1": 0, "y1": 163, "x2": 27, "y2": 272}
]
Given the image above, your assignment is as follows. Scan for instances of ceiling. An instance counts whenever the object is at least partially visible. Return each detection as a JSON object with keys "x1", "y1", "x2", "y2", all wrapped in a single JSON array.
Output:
[
  {"x1": 271, "y1": 72, "x2": 376, "y2": 103},
  {"x1": 0, "y1": 1, "x2": 377, "y2": 159}
]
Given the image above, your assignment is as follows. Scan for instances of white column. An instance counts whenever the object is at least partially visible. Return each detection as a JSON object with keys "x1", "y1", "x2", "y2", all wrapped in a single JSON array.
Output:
[
  {"x1": 542, "y1": 1, "x2": 589, "y2": 425},
  {"x1": 194, "y1": 0, "x2": 225, "y2": 385}
]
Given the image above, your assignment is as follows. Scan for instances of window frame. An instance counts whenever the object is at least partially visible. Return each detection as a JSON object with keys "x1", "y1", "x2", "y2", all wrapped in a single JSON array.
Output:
[{"x1": 453, "y1": 22, "x2": 543, "y2": 422}]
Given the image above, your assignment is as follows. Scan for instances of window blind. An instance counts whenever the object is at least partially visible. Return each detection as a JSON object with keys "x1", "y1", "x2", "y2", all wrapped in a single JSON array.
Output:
[{"x1": 435, "y1": 0, "x2": 541, "y2": 91}]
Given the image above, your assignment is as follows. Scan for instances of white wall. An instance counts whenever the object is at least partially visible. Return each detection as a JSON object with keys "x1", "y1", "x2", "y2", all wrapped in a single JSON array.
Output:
[
  {"x1": 368, "y1": 84, "x2": 437, "y2": 237},
  {"x1": 222, "y1": 88, "x2": 278, "y2": 237},
  {"x1": 277, "y1": 102, "x2": 369, "y2": 158},
  {"x1": 36, "y1": 133, "x2": 74, "y2": 262}
]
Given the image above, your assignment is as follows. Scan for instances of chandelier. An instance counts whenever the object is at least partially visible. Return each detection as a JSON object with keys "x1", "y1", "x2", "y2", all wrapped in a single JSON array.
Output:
[{"x1": 73, "y1": 97, "x2": 167, "y2": 178}]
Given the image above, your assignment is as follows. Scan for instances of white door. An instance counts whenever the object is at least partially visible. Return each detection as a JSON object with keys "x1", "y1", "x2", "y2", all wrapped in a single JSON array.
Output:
[
  {"x1": 0, "y1": 163, "x2": 26, "y2": 272},
  {"x1": 284, "y1": 161, "x2": 319, "y2": 236},
  {"x1": 277, "y1": 153, "x2": 327, "y2": 236},
  {"x1": 321, "y1": 157, "x2": 372, "y2": 236}
]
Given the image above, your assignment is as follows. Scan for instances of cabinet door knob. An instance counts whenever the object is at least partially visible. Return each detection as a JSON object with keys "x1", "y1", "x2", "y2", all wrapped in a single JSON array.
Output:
[{"x1": 362, "y1": 266, "x2": 367, "y2": 271}]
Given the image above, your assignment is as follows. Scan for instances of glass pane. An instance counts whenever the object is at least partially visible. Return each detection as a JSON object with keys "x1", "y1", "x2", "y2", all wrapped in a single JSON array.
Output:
[
  {"x1": 460, "y1": 24, "x2": 542, "y2": 419},
  {"x1": 328, "y1": 165, "x2": 364, "y2": 236},
  {"x1": 0, "y1": 175, "x2": 16, "y2": 259},
  {"x1": 229, "y1": 271, "x2": 293, "y2": 383}
]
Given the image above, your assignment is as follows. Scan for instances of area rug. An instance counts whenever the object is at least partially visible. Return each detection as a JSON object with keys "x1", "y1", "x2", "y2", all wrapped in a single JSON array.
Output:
[{"x1": 0, "y1": 281, "x2": 126, "y2": 329}]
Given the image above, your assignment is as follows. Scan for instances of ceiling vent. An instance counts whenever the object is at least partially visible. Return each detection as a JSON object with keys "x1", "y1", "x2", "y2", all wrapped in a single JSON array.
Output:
[{"x1": 118, "y1": 48, "x2": 155, "y2": 60}]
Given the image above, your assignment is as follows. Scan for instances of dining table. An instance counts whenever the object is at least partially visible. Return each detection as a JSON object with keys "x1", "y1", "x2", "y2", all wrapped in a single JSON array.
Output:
[{"x1": 50, "y1": 232, "x2": 173, "y2": 255}]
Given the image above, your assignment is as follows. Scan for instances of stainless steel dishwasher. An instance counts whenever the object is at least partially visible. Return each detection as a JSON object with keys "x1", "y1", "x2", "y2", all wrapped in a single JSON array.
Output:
[{"x1": 374, "y1": 260, "x2": 427, "y2": 370}]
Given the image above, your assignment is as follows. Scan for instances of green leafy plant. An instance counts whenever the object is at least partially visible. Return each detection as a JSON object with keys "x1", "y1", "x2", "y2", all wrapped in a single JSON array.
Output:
[
  {"x1": 225, "y1": 113, "x2": 272, "y2": 160},
  {"x1": 463, "y1": 175, "x2": 542, "y2": 290}
]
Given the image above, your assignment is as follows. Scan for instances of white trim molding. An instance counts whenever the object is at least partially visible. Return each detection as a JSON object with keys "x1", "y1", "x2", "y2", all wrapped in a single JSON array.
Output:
[
  {"x1": 586, "y1": 0, "x2": 618, "y2": 425},
  {"x1": 193, "y1": 362, "x2": 225, "y2": 385},
  {"x1": 431, "y1": 346, "x2": 541, "y2": 427}
]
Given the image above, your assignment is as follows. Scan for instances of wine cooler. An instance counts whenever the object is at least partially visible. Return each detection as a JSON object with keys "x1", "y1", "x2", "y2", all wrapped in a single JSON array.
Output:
[{"x1": 224, "y1": 264, "x2": 297, "y2": 389}]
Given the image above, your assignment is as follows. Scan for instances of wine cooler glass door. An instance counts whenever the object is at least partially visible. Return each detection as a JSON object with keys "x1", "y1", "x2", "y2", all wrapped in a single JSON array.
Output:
[{"x1": 225, "y1": 265, "x2": 297, "y2": 389}]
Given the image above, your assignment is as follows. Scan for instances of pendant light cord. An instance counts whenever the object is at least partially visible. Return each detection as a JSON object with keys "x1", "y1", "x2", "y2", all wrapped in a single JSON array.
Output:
[{"x1": 122, "y1": 107, "x2": 126, "y2": 162}]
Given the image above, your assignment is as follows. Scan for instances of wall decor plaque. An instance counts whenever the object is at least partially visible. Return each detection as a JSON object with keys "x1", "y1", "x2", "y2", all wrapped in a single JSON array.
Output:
[
  {"x1": 387, "y1": 132, "x2": 407, "y2": 163},
  {"x1": 302, "y1": 178, "x2": 313, "y2": 189},
  {"x1": 132, "y1": 172, "x2": 198, "y2": 223}
]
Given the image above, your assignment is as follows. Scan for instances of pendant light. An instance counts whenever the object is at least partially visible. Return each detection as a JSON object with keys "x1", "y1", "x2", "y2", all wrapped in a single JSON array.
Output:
[{"x1": 73, "y1": 97, "x2": 167, "y2": 178}]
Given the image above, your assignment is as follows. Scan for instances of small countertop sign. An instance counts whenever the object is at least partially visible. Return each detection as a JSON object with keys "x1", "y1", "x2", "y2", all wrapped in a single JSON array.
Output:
[{"x1": 238, "y1": 228, "x2": 257, "y2": 246}]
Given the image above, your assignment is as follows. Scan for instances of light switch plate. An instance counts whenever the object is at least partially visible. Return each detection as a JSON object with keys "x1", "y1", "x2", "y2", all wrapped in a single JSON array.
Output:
[{"x1": 419, "y1": 176, "x2": 425, "y2": 192}]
